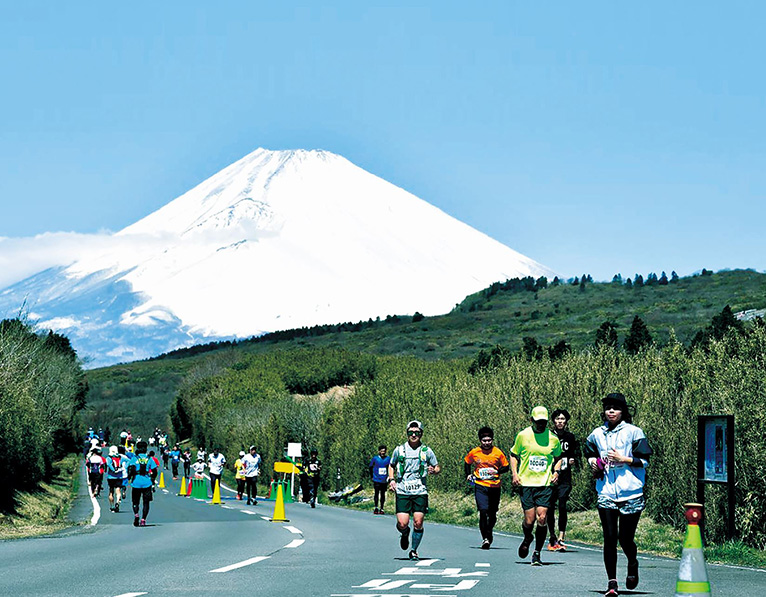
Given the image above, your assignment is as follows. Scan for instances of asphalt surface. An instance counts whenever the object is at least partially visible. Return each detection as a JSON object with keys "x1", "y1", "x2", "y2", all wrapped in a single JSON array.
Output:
[{"x1": 0, "y1": 467, "x2": 762, "y2": 596}]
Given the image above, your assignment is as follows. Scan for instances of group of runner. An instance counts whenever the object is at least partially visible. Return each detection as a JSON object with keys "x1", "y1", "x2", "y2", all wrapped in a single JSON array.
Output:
[{"x1": 380, "y1": 392, "x2": 651, "y2": 597}]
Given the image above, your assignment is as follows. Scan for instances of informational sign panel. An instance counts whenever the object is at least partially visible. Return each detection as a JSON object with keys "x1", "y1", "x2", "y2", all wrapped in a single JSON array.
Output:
[
  {"x1": 702, "y1": 416, "x2": 730, "y2": 482},
  {"x1": 287, "y1": 442, "x2": 302, "y2": 458}
]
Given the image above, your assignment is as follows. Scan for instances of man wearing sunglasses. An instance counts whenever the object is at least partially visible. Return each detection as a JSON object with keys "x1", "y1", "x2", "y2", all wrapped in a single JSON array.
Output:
[{"x1": 387, "y1": 420, "x2": 441, "y2": 560}]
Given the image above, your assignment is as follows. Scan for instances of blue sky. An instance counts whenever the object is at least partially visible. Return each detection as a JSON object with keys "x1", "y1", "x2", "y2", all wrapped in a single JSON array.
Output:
[{"x1": 1, "y1": 2, "x2": 764, "y2": 286}]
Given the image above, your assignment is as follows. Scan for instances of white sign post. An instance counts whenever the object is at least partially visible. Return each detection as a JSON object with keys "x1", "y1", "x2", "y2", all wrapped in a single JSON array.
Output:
[{"x1": 287, "y1": 443, "x2": 302, "y2": 498}]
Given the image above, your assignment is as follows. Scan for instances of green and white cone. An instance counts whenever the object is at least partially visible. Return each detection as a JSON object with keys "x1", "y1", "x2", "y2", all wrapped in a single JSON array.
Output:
[{"x1": 676, "y1": 504, "x2": 711, "y2": 597}]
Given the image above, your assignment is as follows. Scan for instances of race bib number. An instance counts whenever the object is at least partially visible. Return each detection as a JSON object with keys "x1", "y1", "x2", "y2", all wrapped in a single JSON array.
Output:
[
  {"x1": 377, "y1": 467, "x2": 387, "y2": 476},
  {"x1": 528, "y1": 455, "x2": 548, "y2": 473},
  {"x1": 477, "y1": 467, "x2": 497, "y2": 480},
  {"x1": 401, "y1": 478, "x2": 424, "y2": 493}
]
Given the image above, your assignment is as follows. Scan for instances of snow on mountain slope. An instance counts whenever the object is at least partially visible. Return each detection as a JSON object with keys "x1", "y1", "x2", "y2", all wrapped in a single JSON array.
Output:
[{"x1": 0, "y1": 148, "x2": 555, "y2": 366}]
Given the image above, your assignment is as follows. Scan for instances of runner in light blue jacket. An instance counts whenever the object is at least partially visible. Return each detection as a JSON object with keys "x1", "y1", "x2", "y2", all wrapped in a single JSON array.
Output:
[{"x1": 584, "y1": 393, "x2": 652, "y2": 597}]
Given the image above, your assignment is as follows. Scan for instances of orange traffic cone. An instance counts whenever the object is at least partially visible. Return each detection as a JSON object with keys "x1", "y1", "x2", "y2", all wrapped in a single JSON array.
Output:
[
  {"x1": 186, "y1": 478, "x2": 193, "y2": 496},
  {"x1": 270, "y1": 482, "x2": 289, "y2": 522}
]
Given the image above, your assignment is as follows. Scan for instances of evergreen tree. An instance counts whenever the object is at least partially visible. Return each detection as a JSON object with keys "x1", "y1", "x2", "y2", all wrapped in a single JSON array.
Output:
[
  {"x1": 595, "y1": 321, "x2": 619, "y2": 348},
  {"x1": 711, "y1": 305, "x2": 743, "y2": 340},
  {"x1": 624, "y1": 316, "x2": 653, "y2": 354},
  {"x1": 571, "y1": 276, "x2": 580, "y2": 286},
  {"x1": 671, "y1": 271, "x2": 679, "y2": 283},
  {"x1": 634, "y1": 274, "x2": 644, "y2": 287},
  {"x1": 548, "y1": 340, "x2": 571, "y2": 360},
  {"x1": 551, "y1": 276, "x2": 560, "y2": 287},
  {"x1": 625, "y1": 278, "x2": 633, "y2": 289},
  {"x1": 522, "y1": 336, "x2": 544, "y2": 361},
  {"x1": 579, "y1": 276, "x2": 587, "y2": 292},
  {"x1": 612, "y1": 274, "x2": 623, "y2": 285},
  {"x1": 412, "y1": 312, "x2": 424, "y2": 323},
  {"x1": 646, "y1": 272, "x2": 658, "y2": 286},
  {"x1": 659, "y1": 271, "x2": 669, "y2": 285},
  {"x1": 535, "y1": 276, "x2": 548, "y2": 291}
]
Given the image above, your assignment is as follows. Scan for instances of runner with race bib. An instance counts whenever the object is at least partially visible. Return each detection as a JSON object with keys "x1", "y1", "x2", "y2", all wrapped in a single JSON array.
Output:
[
  {"x1": 510, "y1": 406, "x2": 562, "y2": 566},
  {"x1": 387, "y1": 420, "x2": 440, "y2": 561}
]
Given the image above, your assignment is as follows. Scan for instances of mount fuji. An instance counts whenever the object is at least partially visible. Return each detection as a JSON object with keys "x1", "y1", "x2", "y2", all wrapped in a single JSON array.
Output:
[{"x1": 0, "y1": 149, "x2": 554, "y2": 367}]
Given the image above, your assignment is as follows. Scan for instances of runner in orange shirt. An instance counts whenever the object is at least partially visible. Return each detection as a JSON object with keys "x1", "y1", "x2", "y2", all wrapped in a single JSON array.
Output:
[{"x1": 464, "y1": 426, "x2": 510, "y2": 549}]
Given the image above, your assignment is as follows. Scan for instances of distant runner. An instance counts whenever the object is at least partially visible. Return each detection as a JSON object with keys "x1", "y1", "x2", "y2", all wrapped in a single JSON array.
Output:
[
  {"x1": 182, "y1": 448, "x2": 192, "y2": 479},
  {"x1": 305, "y1": 449, "x2": 322, "y2": 508},
  {"x1": 511, "y1": 406, "x2": 562, "y2": 566},
  {"x1": 388, "y1": 420, "x2": 440, "y2": 560},
  {"x1": 585, "y1": 393, "x2": 652, "y2": 597},
  {"x1": 128, "y1": 440, "x2": 158, "y2": 527},
  {"x1": 208, "y1": 448, "x2": 226, "y2": 497},
  {"x1": 464, "y1": 426, "x2": 509, "y2": 549},
  {"x1": 106, "y1": 445, "x2": 127, "y2": 512},
  {"x1": 170, "y1": 445, "x2": 181, "y2": 479},
  {"x1": 192, "y1": 457, "x2": 206, "y2": 479},
  {"x1": 234, "y1": 451, "x2": 246, "y2": 500},
  {"x1": 86, "y1": 447, "x2": 106, "y2": 498},
  {"x1": 369, "y1": 445, "x2": 390, "y2": 515},
  {"x1": 242, "y1": 446, "x2": 261, "y2": 505},
  {"x1": 547, "y1": 408, "x2": 579, "y2": 551}
]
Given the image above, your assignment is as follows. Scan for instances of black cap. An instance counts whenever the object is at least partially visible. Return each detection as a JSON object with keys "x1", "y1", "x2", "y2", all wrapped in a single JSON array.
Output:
[{"x1": 602, "y1": 392, "x2": 628, "y2": 409}]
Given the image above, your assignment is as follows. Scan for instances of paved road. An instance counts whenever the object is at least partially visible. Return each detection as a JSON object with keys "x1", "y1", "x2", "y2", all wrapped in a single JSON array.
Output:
[{"x1": 0, "y1": 468, "x2": 762, "y2": 596}]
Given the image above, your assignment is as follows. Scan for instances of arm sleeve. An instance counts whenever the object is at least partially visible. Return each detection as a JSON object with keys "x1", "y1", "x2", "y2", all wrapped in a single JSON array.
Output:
[
  {"x1": 583, "y1": 433, "x2": 600, "y2": 459},
  {"x1": 631, "y1": 434, "x2": 652, "y2": 466}
]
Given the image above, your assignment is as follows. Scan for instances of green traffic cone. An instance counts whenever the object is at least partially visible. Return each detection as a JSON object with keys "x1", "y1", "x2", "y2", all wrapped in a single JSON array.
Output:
[{"x1": 676, "y1": 503, "x2": 711, "y2": 597}]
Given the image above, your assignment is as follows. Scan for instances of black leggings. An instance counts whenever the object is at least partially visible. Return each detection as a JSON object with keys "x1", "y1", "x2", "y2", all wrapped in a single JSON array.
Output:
[
  {"x1": 374, "y1": 482, "x2": 387, "y2": 509},
  {"x1": 547, "y1": 483, "x2": 572, "y2": 538},
  {"x1": 598, "y1": 508, "x2": 641, "y2": 579}
]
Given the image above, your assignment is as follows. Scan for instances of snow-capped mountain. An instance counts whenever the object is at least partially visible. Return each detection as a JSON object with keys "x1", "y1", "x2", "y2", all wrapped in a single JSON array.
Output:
[{"x1": 0, "y1": 149, "x2": 554, "y2": 367}]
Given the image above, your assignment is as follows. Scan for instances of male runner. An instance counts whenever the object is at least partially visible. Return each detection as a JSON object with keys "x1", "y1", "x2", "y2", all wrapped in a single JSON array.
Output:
[
  {"x1": 106, "y1": 445, "x2": 127, "y2": 512},
  {"x1": 464, "y1": 426, "x2": 509, "y2": 549},
  {"x1": 511, "y1": 406, "x2": 562, "y2": 566},
  {"x1": 369, "y1": 445, "x2": 390, "y2": 515},
  {"x1": 208, "y1": 448, "x2": 226, "y2": 497},
  {"x1": 548, "y1": 408, "x2": 579, "y2": 551},
  {"x1": 305, "y1": 449, "x2": 322, "y2": 508},
  {"x1": 242, "y1": 445, "x2": 262, "y2": 505},
  {"x1": 128, "y1": 440, "x2": 158, "y2": 527},
  {"x1": 388, "y1": 420, "x2": 440, "y2": 560}
]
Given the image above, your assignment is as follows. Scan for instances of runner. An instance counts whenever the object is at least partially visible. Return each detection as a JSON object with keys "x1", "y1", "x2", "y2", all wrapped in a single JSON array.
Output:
[
  {"x1": 118, "y1": 445, "x2": 129, "y2": 500},
  {"x1": 128, "y1": 440, "x2": 158, "y2": 527},
  {"x1": 242, "y1": 446, "x2": 261, "y2": 505},
  {"x1": 86, "y1": 446, "x2": 106, "y2": 497},
  {"x1": 170, "y1": 445, "x2": 181, "y2": 479},
  {"x1": 196, "y1": 446, "x2": 207, "y2": 464},
  {"x1": 585, "y1": 393, "x2": 652, "y2": 597},
  {"x1": 387, "y1": 420, "x2": 440, "y2": 560},
  {"x1": 234, "y1": 451, "x2": 246, "y2": 500},
  {"x1": 161, "y1": 445, "x2": 170, "y2": 470},
  {"x1": 305, "y1": 449, "x2": 322, "y2": 508},
  {"x1": 106, "y1": 445, "x2": 127, "y2": 512},
  {"x1": 464, "y1": 426, "x2": 510, "y2": 549},
  {"x1": 182, "y1": 448, "x2": 192, "y2": 479},
  {"x1": 192, "y1": 456, "x2": 206, "y2": 479},
  {"x1": 510, "y1": 406, "x2": 562, "y2": 566},
  {"x1": 208, "y1": 448, "x2": 226, "y2": 497},
  {"x1": 148, "y1": 450, "x2": 161, "y2": 491},
  {"x1": 369, "y1": 445, "x2": 390, "y2": 515},
  {"x1": 547, "y1": 408, "x2": 579, "y2": 551}
]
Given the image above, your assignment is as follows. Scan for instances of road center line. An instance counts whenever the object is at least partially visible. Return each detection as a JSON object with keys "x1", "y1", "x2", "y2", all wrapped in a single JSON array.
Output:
[
  {"x1": 284, "y1": 525, "x2": 302, "y2": 534},
  {"x1": 89, "y1": 492, "x2": 101, "y2": 526},
  {"x1": 210, "y1": 555, "x2": 270, "y2": 573},
  {"x1": 284, "y1": 539, "x2": 305, "y2": 548},
  {"x1": 113, "y1": 593, "x2": 148, "y2": 597}
]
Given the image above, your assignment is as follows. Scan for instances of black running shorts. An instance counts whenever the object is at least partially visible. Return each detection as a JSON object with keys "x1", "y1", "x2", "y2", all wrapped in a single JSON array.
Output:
[
  {"x1": 520, "y1": 485, "x2": 553, "y2": 511},
  {"x1": 474, "y1": 484, "x2": 501, "y2": 513},
  {"x1": 131, "y1": 487, "x2": 153, "y2": 505},
  {"x1": 396, "y1": 493, "x2": 428, "y2": 515}
]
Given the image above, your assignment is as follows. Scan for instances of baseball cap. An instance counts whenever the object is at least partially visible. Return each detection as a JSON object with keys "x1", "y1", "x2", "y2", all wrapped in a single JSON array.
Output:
[
  {"x1": 531, "y1": 406, "x2": 549, "y2": 421},
  {"x1": 109, "y1": 445, "x2": 118, "y2": 456},
  {"x1": 406, "y1": 420, "x2": 423, "y2": 431},
  {"x1": 239, "y1": 451, "x2": 245, "y2": 457}
]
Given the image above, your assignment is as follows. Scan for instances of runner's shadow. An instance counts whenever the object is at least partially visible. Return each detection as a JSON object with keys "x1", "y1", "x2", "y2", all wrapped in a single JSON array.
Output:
[
  {"x1": 588, "y1": 591, "x2": 651, "y2": 595},
  {"x1": 393, "y1": 557, "x2": 444, "y2": 561},
  {"x1": 515, "y1": 561, "x2": 565, "y2": 565},
  {"x1": 469, "y1": 546, "x2": 510, "y2": 550}
]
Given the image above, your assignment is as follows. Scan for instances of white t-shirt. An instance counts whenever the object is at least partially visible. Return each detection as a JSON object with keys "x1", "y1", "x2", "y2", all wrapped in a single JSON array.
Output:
[
  {"x1": 208, "y1": 453, "x2": 226, "y2": 475},
  {"x1": 192, "y1": 461, "x2": 206, "y2": 476},
  {"x1": 242, "y1": 453, "x2": 261, "y2": 477}
]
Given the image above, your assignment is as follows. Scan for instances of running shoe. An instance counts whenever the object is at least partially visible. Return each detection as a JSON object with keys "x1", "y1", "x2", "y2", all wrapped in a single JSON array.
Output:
[
  {"x1": 481, "y1": 538, "x2": 491, "y2": 550},
  {"x1": 547, "y1": 541, "x2": 562, "y2": 551},
  {"x1": 531, "y1": 551, "x2": 543, "y2": 566},
  {"x1": 400, "y1": 527, "x2": 411, "y2": 550},
  {"x1": 109, "y1": 507, "x2": 114, "y2": 512},
  {"x1": 408, "y1": 550, "x2": 419, "y2": 561},
  {"x1": 139, "y1": 519, "x2": 146, "y2": 527},
  {"x1": 114, "y1": 503, "x2": 119, "y2": 512},
  {"x1": 518, "y1": 539, "x2": 531, "y2": 559},
  {"x1": 373, "y1": 508, "x2": 379, "y2": 515},
  {"x1": 253, "y1": 499, "x2": 258, "y2": 505},
  {"x1": 247, "y1": 499, "x2": 252, "y2": 505},
  {"x1": 605, "y1": 579, "x2": 619, "y2": 596},
  {"x1": 133, "y1": 516, "x2": 139, "y2": 527},
  {"x1": 626, "y1": 561, "x2": 639, "y2": 589}
]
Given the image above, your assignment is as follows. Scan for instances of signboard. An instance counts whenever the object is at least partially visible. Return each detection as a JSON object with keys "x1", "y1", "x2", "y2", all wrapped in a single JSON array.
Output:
[
  {"x1": 702, "y1": 416, "x2": 730, "y2": 483},
  {"x1": 287, "y1": 442, "x2": 302, "y2": 458},
  {"x1": 274, "y1": 461, "x2": 300, "y2": 474}
]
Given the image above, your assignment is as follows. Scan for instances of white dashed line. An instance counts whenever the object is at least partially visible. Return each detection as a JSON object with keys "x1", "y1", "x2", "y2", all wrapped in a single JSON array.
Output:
[
  {"x1": 113, "y1": 592, "x2": 148, "y2": 597},
  {"x1": 284, "y1": 526, "x2": 302, "y2": 534},
  {"x1": 476, "y1": 563, "x2": 490, "y2": 567},
  {"x1": 221, "y1": 505, "x2": 235, "y2": 510},
  {"x1": 284, "y1": 539, "x2": 305, "y2": 548},
  {"x1": 240, "y1": 510, "x2": 257, "y2": 515},
  {"x1": 260, "y1": 516, "x2": 271, "y2": 521},
  {"x1": 210, "y1": 556, "x2": 270, "y2": 573}
]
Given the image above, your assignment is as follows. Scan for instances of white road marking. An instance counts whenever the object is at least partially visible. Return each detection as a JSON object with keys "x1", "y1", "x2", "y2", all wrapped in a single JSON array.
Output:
[
  {"x1": 221, "y1": 505, "x2": 235, "y2": 510},
  {"x1": 162, "y1": 489, "x2": 169, "y2": 494},
  {"x1": 240, "y1": 510, "x2": 257, "y2": 515},
  {"x1": 415, "y1": 559, "x2": 439, "y2": 567},
  {"x1": 475, "y1": 563, "x2": 490, "y2": 567},
  {"x1": 284, "y1": 539, "x2": 305, "y2": 548},
  {"x1": 260, "y1": 516, "x2": 271, "y2": 521},
  {"x1": 284, "y1": 525, "x2": 302, "y2": 534},
  {"x1": 89, "y1": 492, "x2": 101, "y2": 526},
  {"x1": 210, "y1": 555, "x2": 270, "y2": 573},
  {"x1": 113, "y1": 593, "x2": 148, "y2": 597}
]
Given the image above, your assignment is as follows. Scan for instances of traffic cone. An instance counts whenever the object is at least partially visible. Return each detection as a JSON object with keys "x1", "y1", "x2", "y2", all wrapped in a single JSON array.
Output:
[
  {"x1": 186, "y1": 478, "x2": 193, "y2": 496},
  {"x1": 676, "y1": 503, "x2": 711, "y2": 597},
  {"x1": 210, "y1": 479, "x2": 222, "y2": 504},
  {"x1": 179, "y1": 476, "x2": 187, "y2": 496},
  {"x1": 158, "y1": 472, "x2": 165, "y2": 489},
  {"x1": 269, "y1": 479, "x2": 277, "y2": 500},
  {"x1": 269, "y1": 482, "x2": 289, "y2": 522},
  {"x1": 283, "y1": 478, "x2": 294, "y2": 503}
]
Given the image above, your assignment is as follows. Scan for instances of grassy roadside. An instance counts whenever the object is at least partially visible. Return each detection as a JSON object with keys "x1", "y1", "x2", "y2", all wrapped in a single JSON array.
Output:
[
  {"x1": 324, "y1": 487, "x2": 766, "y2": 569},
  {"x1": 0, "y1": 454, "x2": 81, "y2": 540}
]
